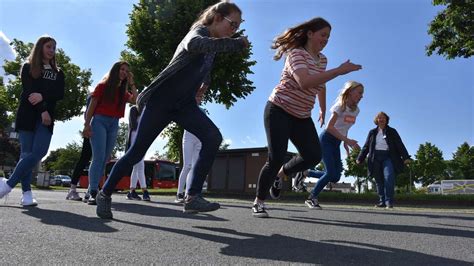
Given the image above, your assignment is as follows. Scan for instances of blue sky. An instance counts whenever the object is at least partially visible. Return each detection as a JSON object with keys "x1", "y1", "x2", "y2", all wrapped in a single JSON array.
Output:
[{"x1": 1, "y1": 0, "x2": 473, "y2": 183}]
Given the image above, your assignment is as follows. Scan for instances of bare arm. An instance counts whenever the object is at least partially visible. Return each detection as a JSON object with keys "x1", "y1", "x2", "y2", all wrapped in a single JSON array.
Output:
[
  {"x1": 317, "y1": 86, "x2": 326, "y2": 127},
  {"x1": 82, "y1": 97, "x2": 99, "y2": 138},
  {"x1": 326, "y1": 112, "x2": 359, "y2": 149},
  {"x1": 126, "y1": 72, "x2": 138, "y2": 104},
  {"x1": 293, "y1": 60, "x2": 362, "y2": 91}
]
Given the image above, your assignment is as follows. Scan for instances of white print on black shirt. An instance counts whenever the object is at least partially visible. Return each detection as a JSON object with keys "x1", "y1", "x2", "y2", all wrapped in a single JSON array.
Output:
[{"x1": 43, "y1": 70, "x2": 57, "y2": 80}]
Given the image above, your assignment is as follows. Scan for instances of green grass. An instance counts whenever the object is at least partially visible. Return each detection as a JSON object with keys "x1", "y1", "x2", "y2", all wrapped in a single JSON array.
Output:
[{"x1": 30, "y1": 184, "x2": 473, "y2": 207}]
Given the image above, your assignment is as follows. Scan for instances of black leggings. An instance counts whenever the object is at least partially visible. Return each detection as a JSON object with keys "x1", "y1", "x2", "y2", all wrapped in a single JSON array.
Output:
[
  {"x1": 256, "y1": 101, "x2": 322, "y2": 200},
  {"x1": 102, "y1": 92, "x2": 222, "y2": 196},
  {"x1": 71, "y1": 137, "x2": 92, "y2": 186}
]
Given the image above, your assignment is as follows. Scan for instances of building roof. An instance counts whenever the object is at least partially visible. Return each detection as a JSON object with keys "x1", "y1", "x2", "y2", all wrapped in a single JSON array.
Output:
[{"x1": 217, "y1": 147, "x2": 296, "y2": 156}]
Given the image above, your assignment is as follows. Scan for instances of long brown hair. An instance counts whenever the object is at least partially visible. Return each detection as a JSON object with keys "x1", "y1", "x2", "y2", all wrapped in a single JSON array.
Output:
[
  {"x1": 28, "y1": 35, "x2": 58, "y2": 78},
  {"x1": 101, "y1": 61, "x2": 129, "y2": 106},
  {"x1": 272, "y1": 17, "x2": 331, "y2": 61},
  {"x1": 191, "y1": 1, "x2": 242, "y2": 29}
]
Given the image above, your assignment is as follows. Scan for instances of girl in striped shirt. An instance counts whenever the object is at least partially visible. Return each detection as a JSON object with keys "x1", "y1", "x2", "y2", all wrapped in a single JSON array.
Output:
[{"x1": 253, "y1": 17, "x2": 362, "y2": 218}]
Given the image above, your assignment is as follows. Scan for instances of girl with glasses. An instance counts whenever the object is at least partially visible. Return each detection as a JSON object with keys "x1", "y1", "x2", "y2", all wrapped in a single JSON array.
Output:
[{"x1": 96, "y1": 1, "x2": 249, "y2": 219}]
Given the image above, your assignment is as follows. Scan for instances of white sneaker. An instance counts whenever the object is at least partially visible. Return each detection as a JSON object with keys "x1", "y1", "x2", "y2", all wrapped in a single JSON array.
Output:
[
  {"x1": 21, "y1": 190, "x2": 38, "y2": 207},
  {"x1": 66, "y1": 189, "x2": 82, "y2": 201},
  {"x1": 252, "y1": 202, "x2": 269, "y2": 218},
  {"x1": 0, "y1": 178, "x2": 12, "y2": 199}
]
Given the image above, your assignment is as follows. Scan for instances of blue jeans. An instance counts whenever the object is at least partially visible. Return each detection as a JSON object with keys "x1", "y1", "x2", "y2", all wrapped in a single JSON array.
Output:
[
  {"x1": 88, "y1": 115, "x2": 119, "y2": 194},
  {"x1": 309, "y1": 130, "x2": 342, "y2": 198},
  {"x1": 373, "y1": 150, "x2": 395, "y2": 205},
  {"x1": 7, "y1": 120, "x2": 52, "y2": 192},
  {"x1": 102, "y1": 93, "x2": 222, "y2": 197}
]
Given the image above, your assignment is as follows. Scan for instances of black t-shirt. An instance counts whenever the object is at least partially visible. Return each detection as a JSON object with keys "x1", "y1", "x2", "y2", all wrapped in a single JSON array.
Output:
[{"x1": 15, "y1": 63, "x2": 65, "y2": 132}]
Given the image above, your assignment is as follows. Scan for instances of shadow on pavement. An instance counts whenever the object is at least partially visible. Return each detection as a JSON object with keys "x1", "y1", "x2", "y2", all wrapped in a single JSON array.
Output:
[
  {"x1": 110, "y1": 220, "x2": 471, "y2": 265},
  {"x1": 431, "y1": 223, "x2": 474, "y2": 229},
  {"x1": 275, "y1": 216, "x2": 474, "y2": 239},
  {"x1": 111, "y1": 202, "x2": 228, "y2": 222},
  {"x1": 20, "y1": 207, "x2": 118, "y2": 233},
  {"x1": 323, "y1": 208, "x2": 474, "y2": 221}
]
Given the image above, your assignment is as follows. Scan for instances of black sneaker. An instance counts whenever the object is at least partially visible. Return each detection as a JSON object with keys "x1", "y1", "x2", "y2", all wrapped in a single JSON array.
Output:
[
  {"x1": 87, "y1": 190, "x2": 98, "y2": 205},
  {"x1": 174, "y1": 192, "x2": 185, "y2": 203},
  {"x1": 252, "y1": 202, "x2": 269, "y2": 218},
  {"x1": 292, "y1": 171, "x2": 306, "y2": 192},
  {"x1": 142, "y1": 190, "x2": 150, "y2": 201},
  {"x1": 183, "y1": 195, "x2": 220, "y2": 213},
  {"x1": 375, "y1": 203, "x2": 387, "y2": 208},
  {"x1": 269, "y1": 177, "x2": 282, "y2": 199},
  {"x1": 305, "y1": 198, "x2": 322, "y2": 209},
  {"x1": 126, "y1": 190, "x2": 142, "y2": 200},
  {"x1": 386, "y1": 204, "x2": 394, "y2": 209},
  {"x1": 96, "y1": 191, "x2": 113, "y2": 219}
]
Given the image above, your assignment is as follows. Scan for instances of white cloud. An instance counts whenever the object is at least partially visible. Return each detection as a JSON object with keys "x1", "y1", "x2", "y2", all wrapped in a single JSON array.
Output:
[
  {"x1": 0, "y1": 31, "x2": 16, "y2": 83},
  {"x1": 241, "y1": 135, "x2": 257, "y2": 145}
]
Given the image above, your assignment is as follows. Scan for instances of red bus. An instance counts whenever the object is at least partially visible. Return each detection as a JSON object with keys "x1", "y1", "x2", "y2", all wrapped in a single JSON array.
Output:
[{"x1": 78, "y1": 159, "x2": 178, "y2": 190}]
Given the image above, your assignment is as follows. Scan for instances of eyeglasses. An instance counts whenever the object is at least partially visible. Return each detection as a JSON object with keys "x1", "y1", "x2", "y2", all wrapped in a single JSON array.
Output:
[{"x1": 223, "y1": 16, "x2": 243, "y2": 30}]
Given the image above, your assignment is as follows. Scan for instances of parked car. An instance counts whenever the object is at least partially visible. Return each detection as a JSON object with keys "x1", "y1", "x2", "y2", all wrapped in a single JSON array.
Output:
[
  {"x1": 60, "y1": 175, "x2": 72, "y2": 187},
  {"x1": 79, "y1": 159, "x2": 179, "y2": 190},
  {"x1": 50, "y1": 175, "x2": 62, "y2": 186},
  {"x1": 50, "y1": 175, "x2": 71, "y2": 186}
]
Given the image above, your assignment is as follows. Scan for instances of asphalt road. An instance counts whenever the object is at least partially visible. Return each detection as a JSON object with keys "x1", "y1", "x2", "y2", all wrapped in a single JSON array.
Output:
[{"x1": 1, "y1": 189, "x2": 473, "y2": 265}]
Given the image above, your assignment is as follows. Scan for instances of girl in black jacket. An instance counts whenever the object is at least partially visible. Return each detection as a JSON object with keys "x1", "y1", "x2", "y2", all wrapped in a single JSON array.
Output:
[
  {"x1": 0, "y1": 35, "x2": 64, "y2": 206},
  {"x1": 357, "y1": 112, "x2": 411, "y2": 208}
]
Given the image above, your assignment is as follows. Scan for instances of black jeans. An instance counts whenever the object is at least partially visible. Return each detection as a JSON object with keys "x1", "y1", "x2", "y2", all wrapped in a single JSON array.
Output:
[
  {"x1": 71, "y1": 137, "x2": 92, "y2": 186},
  {"x1": 102, "y1": 90, "x2": 222, "y2": 196},
  {"x1": 256, "y1": 101, "x2": 322, "y2": 200}
]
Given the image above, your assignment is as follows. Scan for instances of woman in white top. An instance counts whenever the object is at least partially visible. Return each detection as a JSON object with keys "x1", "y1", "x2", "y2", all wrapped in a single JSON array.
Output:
[
  {"x1": 356, "y1": 112, "x2": 411, "y2": 208},
  {"x1": 304, "y1": 81, "x2": 364, "y2": 209}
]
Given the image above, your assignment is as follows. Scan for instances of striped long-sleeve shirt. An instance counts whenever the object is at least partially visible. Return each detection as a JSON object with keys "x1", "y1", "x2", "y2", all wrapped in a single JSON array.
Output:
[{"x1": 269, "y1": 48, "x2": 327, "y2": 119}]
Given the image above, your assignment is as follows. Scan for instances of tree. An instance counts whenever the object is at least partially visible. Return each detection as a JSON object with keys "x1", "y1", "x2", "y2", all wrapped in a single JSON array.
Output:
[
  {"x1": 344, "y1": 148, "x2": 369, "y2": 193},
  {"x1": 150, "y1": 149, "x2": 170, "y2": 161},
  {"x1": 54, "y1": 142, "x2": 81, "y2": 174},
  {"x1": 43, "y1": 149, "x2": 63, "y2": 172},
  {"x1": 395, "y1": 164, "x2": 415, "y2": 193},
  {"x1": 413, "y1": 142, "x2": 446, "y2": 186},
  {"x1": 161, "y1": 123, "x2": 184, "y2": 163},
  {"x1": 0, "y1": 77, "x2": 12, "y2": 132},
  {"x1": 0, "y1": 137, "x2": 20, "y2": 167},
  {"x1": 426, "y1": 0, "x2": 474, "y2": 59},
  {"x1": 43, "y1": 142, "x2": 82, "y2": 174},
  {"x1": 2, "y1": 39, "x2": 92, "y2": 122},
  {"x1": 448, "y1": 142, "x2": 474, "y2": 179},
  {"x1": 112, "y1": 121, "x2": 129, "y2": 159},
  {"x1": 122, "y1": 0, "x2": 256, "y2": 164},
  {"x1": 219, "y1": 140, "x2": 230, "y2": 150}
]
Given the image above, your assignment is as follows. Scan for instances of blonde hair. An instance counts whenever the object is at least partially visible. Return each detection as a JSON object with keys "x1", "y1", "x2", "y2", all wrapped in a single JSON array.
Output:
[
  {"x1": 272, "y1": 17, "x2": 331, "y2": 61},
  {"x1": 28, "y1": 35, "x2": 58, "y2": 78},
  {"x1": 335, "y1": 81, "x2": 364, "y2": 112},
  {"x1": 191, "y1": 1, "x2": 242, "y2": 30}
]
